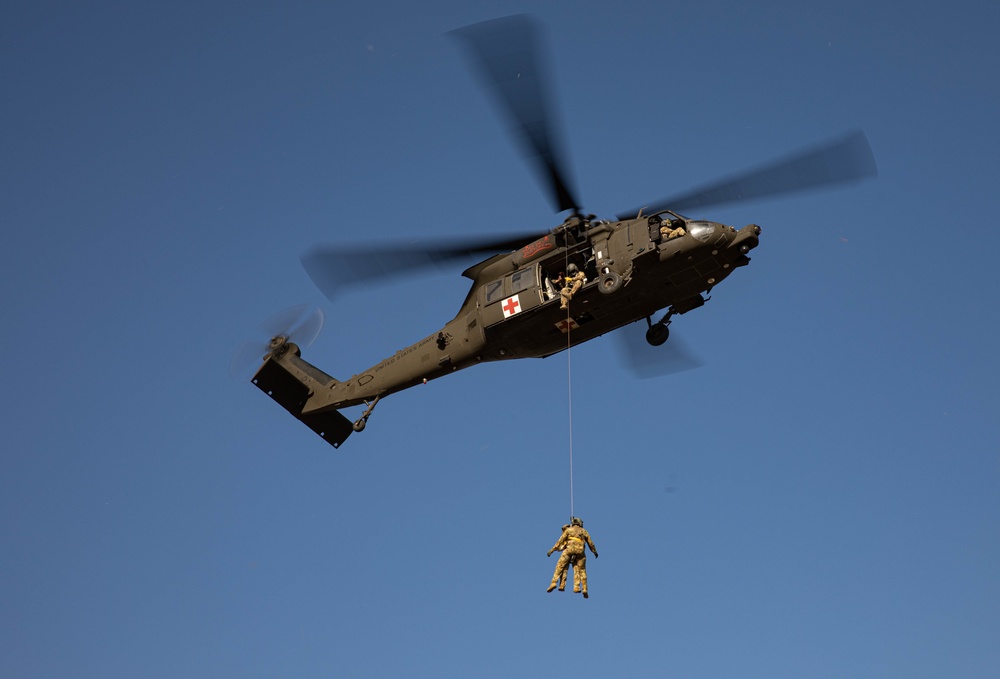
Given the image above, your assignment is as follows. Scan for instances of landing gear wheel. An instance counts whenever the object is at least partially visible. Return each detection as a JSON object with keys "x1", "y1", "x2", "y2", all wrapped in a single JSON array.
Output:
[
  {"x1": 598, "y1": 271, "x2": 622, "y2": 295},
  {"x1": 353, "y1": 419, "x2": 367, "y2": 433},
  {"x1": 646, "y1": 323, "x2": 670, "y2": 346}
]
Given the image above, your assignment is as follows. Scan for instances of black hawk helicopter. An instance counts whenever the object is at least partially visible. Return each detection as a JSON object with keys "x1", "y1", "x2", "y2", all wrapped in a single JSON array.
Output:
[{"x1": 239, "y1": 15, "x2": 877, "y2": 448}]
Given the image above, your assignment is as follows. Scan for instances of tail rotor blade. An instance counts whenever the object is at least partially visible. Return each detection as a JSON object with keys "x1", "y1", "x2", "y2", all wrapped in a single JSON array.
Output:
[
  {"x1": 288, "y1": 306, "x2": 325, "y2": 350},
  {"x1": 258, "y1": 304, "x2": 312, "y2": 340},
  {"x1": 230, "y1": 305, "x2": 325, "y2": 380}
]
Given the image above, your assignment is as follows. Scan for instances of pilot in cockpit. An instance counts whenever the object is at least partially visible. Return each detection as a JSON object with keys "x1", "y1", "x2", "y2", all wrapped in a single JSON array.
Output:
[{"x1": 660, "y1": 218, "x2": 686, "y2": 240}]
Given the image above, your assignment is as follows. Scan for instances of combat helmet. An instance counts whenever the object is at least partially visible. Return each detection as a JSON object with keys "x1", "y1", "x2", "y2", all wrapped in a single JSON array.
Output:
[{"x1": 571, "y1": 516, "x2": 584, "y2": 527}]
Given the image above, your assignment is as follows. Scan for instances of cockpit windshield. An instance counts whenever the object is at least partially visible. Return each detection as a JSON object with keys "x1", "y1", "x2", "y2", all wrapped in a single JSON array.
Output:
[{"x1": 686, "y1": 220, "x2": 717, "y2": 242}]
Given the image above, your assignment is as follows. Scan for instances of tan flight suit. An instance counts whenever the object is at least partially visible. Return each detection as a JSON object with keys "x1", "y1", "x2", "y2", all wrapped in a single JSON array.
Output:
[
  {"x1": 559, "y1": 561, "x2": 578, "y2": 591},
  {"x1": 549, "y1": 525, "x2": 574, "y2": 591},
  {"x1": 559, "y1": 271, "x2": 586, "y2": 309},
  {"x1": 547, "y1": 524, "x2": 598, "y2": 597},
  {"x1": 660, "y1": 223, "x2": 686, "y2": 240}
]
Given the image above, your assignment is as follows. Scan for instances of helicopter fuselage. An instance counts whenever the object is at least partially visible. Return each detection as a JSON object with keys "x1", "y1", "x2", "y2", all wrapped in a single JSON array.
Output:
[{"x1": 250, "y1": 212, "x2": 760, "y2": 446}]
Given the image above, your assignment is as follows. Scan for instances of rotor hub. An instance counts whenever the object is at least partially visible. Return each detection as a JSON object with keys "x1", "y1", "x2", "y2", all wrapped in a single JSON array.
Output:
[{"x1": 268, "y1": 334, "x2": 290, "y2": 357}]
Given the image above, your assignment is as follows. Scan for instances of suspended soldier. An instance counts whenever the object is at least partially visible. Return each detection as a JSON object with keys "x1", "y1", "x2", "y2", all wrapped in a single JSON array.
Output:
[
  {"x1": 559, "y1": 264, "x2": 586, "y2": 310},
  {"x1": 546, "y1": 516, "x2": 598, "y2": 598}
]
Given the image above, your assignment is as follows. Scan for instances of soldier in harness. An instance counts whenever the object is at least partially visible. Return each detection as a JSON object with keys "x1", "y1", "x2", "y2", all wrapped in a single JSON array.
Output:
[
  {"x1": 546, "y1": 516, "x2": 598, "y2": 598},
  {"x1": 558, "y1": 263, "x2": 586, "y2": 310}
]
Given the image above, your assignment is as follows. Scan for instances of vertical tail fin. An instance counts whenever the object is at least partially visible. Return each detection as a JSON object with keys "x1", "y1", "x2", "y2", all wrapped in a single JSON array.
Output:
[{"x1": 251, "y1": 354, "x2": 354, "y2": 448}]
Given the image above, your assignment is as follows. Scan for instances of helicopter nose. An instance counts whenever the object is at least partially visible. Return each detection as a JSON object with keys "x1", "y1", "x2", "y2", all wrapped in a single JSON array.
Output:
[{"x1": 734, "y1": 224, "x2": 760, "y2": 253}]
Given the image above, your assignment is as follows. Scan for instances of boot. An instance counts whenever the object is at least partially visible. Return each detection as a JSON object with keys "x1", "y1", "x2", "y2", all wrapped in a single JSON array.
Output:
[{"x1": 546, "y1": 582, "x2": 557, "y2": 593}]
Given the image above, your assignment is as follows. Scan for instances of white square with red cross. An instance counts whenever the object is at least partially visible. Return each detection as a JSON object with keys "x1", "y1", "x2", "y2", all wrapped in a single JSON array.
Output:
[{"x1": 501, "y1": 295, "x2": 521, "y2": 318}]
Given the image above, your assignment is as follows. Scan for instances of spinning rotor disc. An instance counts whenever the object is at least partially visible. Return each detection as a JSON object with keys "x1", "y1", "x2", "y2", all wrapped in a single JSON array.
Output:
[{"x1": 230, "y1": 304, "x2": 324, "y2": 380}]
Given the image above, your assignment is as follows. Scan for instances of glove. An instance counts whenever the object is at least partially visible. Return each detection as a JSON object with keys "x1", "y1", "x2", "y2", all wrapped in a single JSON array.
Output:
[
  {"x1": 593, "y1": 552, "x2": 599, "y2": 559},
  {"x1": 547, "y1": 549, "x2": 554, "y2": 557}
]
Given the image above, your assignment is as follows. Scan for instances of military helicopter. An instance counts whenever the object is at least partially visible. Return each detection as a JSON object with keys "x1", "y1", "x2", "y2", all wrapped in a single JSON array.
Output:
[{"x1": 240, "y1": 15, "x2": 877, "y2": 448}]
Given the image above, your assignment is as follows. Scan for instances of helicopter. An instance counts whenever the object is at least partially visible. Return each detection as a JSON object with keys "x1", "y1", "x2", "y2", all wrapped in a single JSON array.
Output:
[{"x1": 240, "y1": 15, "x2": 877, "y2": 448}]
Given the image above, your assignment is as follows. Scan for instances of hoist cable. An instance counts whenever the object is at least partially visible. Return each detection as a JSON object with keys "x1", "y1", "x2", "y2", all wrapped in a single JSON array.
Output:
[
  {"x1": 563, "y1": 250, "x2": 575, "y2": 521},
  {"x1": 567, "y1": 309, "x2": 574, "y2": 520}
]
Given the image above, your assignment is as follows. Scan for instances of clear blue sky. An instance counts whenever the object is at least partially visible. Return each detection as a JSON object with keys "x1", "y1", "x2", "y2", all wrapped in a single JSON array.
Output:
[{"x1": 3, "y1": 1, "x2": 998, "y2": 677}]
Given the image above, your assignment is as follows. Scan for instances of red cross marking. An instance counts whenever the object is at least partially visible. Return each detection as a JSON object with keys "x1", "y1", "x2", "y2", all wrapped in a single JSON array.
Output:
[
  {"x1": 502, "y1": 296, "x2": 520, "y2": 316},
  {"x1": 556, "y1": 318, "x2": 578, "y2": 333}
]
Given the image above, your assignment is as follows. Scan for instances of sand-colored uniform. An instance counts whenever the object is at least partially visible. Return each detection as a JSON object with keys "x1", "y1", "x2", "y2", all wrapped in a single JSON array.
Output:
[
  {"x1": 547, "y1": 524, "x2": 598, "y2": 596},
  {"x1": 559, "y1": 271, "x2": 586, "y2": 309},
  {"x1": 660, "y1": 223, "x2": 686, "y2": 240},
  {"x1": 548, "y1": 525, "x2": 574, "y2": 591}
]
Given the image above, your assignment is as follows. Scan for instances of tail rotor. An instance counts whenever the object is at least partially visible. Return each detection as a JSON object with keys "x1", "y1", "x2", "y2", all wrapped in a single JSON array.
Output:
[{"x1": 230, "y1": 304, "x2": 325, "y2": 380}]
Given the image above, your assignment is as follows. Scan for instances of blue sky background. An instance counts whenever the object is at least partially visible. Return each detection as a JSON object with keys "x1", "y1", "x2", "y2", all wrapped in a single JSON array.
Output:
[{"x1": 3, "y1": 1, "x2": 998, "y2": 677}]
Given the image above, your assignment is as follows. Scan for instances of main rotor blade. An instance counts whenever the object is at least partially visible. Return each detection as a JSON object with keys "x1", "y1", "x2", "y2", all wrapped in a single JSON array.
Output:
[
  {"x1": 616, "y1": 129, "x2": 878, "y2": 220},
  {"x1": 617, "y1": 325, "x2": 704, "y2": 379},
  {"x1": 450, "y1": 15, "x2": 580, "y2": 214},
  {"x1": 301, "y1": 231, "x2": 543, "y2": 301}
]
